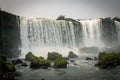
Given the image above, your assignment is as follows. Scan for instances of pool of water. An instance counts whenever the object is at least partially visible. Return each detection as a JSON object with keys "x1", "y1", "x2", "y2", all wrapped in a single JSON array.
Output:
[{"x1": 15, "y1": 58, "x2": 120, "y2": 80}]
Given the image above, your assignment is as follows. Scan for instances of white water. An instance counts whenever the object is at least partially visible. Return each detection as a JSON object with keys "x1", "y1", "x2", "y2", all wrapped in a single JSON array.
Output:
[
  {"x1": 115, "y1": 21, "x2": 120, "y2": 43},
  {"x1": 80, "y1": 19, "x2": 104, "y2": 48},
  {"x1": 20, "y1": 18, "x2": 120, "y2": 58}
]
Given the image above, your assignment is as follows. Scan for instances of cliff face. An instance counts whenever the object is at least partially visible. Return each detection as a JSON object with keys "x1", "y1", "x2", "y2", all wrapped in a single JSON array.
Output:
[{"x1": 0, "y1": 10, "x2": 21, "y2": 58}]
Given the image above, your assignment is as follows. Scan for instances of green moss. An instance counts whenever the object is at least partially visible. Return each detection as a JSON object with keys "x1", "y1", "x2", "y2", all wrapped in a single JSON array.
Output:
[
  {"x1": 0, "y1": 54, "x2": 15, "y2": 72},
  {"x1": 95, "y1": 52, "x2": 120, "y2": 68},
  {"x1": 54, "y1": 58, "x2": 68, "y2": 68},
  {"x1": 25, "y1": 52, "x2": 36, "y2": 61},
  {"x1": 29, "y1": 55, "x2": 50, "y2": 68},
  {"x1": 47, "y1": 52, "x2": 62, "y2": 61},
  {"x1": 56, "y1": 15, "x2": 78, "y2": 23},
  {"x1": 5, "y1": 62, "x2": 16, "y2": 72}
]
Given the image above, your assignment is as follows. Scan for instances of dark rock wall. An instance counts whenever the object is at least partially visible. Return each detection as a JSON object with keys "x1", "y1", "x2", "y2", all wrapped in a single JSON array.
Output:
[{"x1": 0, "y1": 10, "x2": 21, "y2": 58}]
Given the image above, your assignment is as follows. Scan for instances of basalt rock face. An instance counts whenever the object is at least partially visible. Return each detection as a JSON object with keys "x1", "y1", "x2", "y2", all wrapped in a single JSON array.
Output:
[{"x1": 0, "y1": 10, "x2": 21, "y2": 58}]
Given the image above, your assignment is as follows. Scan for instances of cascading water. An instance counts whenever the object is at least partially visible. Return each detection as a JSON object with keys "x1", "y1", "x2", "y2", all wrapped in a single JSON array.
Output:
[
  {"x1": 80, "y1": 19, "x2": 104, "y2": 48},
  {"x1": 115, "y1": 21, "x2": 120, "y2": 43},
  {"x1": 20, "y1": 17, "x2": 120, "y2": 58}
]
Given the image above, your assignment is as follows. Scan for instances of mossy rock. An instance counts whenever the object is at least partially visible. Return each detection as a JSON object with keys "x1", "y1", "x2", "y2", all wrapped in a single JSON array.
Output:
[
  {"x1": 25, "y1": 52, "x2": 36, "y2": 61},
  {"x1": 30, "y1": 56, "x2": 50, "y2": 68},
  {"x1": 0, "y1": 54, "x2": 15, "y2": 72},
  {"x1": 54, "y1": 58, "x2": 68, "y2": 68},
  {"x1": 5, "y1": 62, "x2": 16, "y2": 72},
  {"x1": 47, "y1": 52, "x2": 62, "y2": 61},
  {"x1": 95, "y1": 52, "x2": 120, "y2": 68}
]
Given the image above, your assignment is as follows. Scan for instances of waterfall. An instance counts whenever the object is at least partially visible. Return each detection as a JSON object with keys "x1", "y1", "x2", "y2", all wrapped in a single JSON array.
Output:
[
  {"x1": 115, "y1": 21, "x2": 120, "y2": 43},
  {"x1": 80, "y1": 19, "x2": 104, "y2": 48},
  {"x1": 20, "y1": 18, "x2": 120, "y2": 58}
]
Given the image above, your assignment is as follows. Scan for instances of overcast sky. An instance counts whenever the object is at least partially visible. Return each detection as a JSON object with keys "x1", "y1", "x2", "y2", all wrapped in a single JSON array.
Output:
[{"x1": 0, "y1": 0, "x2": 120, "y2": 19}]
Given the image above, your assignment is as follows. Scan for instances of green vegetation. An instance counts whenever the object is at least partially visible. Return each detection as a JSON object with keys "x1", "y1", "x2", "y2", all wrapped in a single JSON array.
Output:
[
  {"x1": 56, "y1": 15, "x2": 65, "y2": 20},
  {"x1": 56, "y1": 15, "x2": 78, "y2": 23},
  {"x1": 95, "y1": 52, "x2": 120, "y2": 68},
  {"x1": 30, "y1": 56, "x2": 50, "y2": 68},
  {"x1": 54, "y1": 58, "x2": 68, "y2": 68},
  {"x1": 25, "y1": 52, "x2": 36, "y2": 61},
  {"x1": 0, "y1": 54, "x2": 15, "y2": 72},
  {"x1": 25, "y1": 52, "x2": 50, "y2": 68},
  {"x1": 47, "y1": 52, "x2": 62, "y2": 61}
]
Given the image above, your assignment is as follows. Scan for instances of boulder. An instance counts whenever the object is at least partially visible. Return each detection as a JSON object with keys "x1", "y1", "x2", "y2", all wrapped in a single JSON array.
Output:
[
  {"x1": 30, "y1": 56, "x2": 50, "y2": 68},
  {"x1": 21, "y1": 62, "x2": 28, "y2": 67},
  {"x1": 95, "y1": 52, "x2": 120, "y2": 68},
  {"x1": 68, "y1": 51, "x2": 78, "y2": 58},
  {"x1": 85, "y1": 57, "x2": 93, "y2": 60},
  {"x1": 54, "y1": 58, "x2": 68, "y2": 68},
  {"x1": 0, "y1": 54, "x2": 16, "y2": 72},
  {"x1": 47, "y1": 52, "x2": 62, "y2": 61},
  {"x1": 12, "y1": 59, "x2": 23, "y2": 65},
  {"x1": 25, "y1": 52, "x2": 36, "y2": 61}
]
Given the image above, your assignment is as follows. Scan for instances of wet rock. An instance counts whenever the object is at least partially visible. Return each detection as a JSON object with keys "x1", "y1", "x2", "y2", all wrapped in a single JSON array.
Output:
[
  {"x1": 12, "y1": 59, "x2": 23, "y2": 65},
  {"x1": 54, "y1": 58, "x2": 68, "y2": 68},
  {"x1": 25, "y1": 52, "x2": 36, "y2": 61},
  {"x1": 21, "y1": 62, "x2": 28, "y2": 67},
  {"x1": 95, "y1": 52, "x2": 120, "y2": 68},
  {"x1": 47, "y1": 52, "x2": 62, "y2": 61},
  {"x1": 68, "y1": 51, "x2": 78, "y2": 58},
  {"x1": 85, "y1": 57, "x2": 93, "y2": 60},
  {"x1": 30, "y1": 56, "x2": 50, "y2": 68},
  {"x1": 70, "y1": 60, "x2": 75, "y2": 62}
]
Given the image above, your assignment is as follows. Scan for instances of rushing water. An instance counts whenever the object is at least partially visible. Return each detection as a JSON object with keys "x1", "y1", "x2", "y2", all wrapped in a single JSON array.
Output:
[
  {"x1": 20, "y1": 18, "x2": 120, "y2": 58},
  {"x1": 15, "y1": 58, "x2": 120, "y2": 80}
]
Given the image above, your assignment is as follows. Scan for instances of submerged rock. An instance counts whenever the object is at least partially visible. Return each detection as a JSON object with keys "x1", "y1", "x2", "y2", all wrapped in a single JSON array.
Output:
[
  {"x1": 12, "y1": 59, "x2": 23, "y2": 65},
  {"x1": 85, "y1": 57, "x2": 93, "y2": 60},
  {"x1": 68, "y1": 51, "x2": 78, "y2": 58},
  {"x1": 70, "y1": 60, "x2": 75, "y2": 62},
  {"x1": 21, "y1": 62, "x2": 28, "y2": 67}
]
